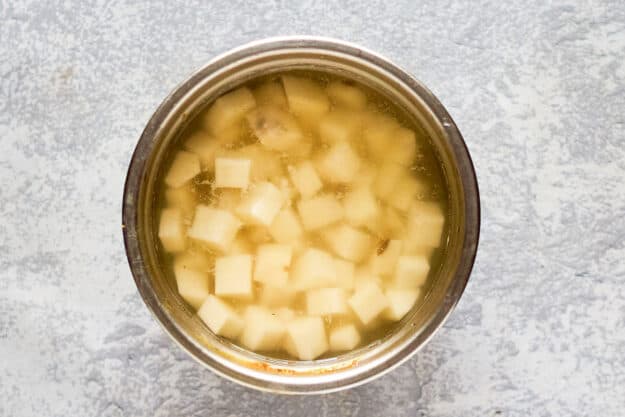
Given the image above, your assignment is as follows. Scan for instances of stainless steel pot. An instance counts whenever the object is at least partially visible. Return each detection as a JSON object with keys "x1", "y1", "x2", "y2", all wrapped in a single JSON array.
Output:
[{"x1": 122, "y1": 37, "x2": 480, "y2": 394}]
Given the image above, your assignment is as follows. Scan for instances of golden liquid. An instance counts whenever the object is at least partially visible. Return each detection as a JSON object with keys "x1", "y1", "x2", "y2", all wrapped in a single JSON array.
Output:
[{"x1": 155, "y1": 71, "x2": 449, "y2": 359}]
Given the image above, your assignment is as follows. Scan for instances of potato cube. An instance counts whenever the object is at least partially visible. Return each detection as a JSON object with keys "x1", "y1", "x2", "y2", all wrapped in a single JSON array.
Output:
[
  {"x1": 275, "y1": 307, "x2": 296, "y2": 323},
  {"x1": 259, "y1": 284, "x2": 297, "y2": 308},
  {"x1": 370, "y1": 239, "x2": 402, "y2": 276},
  {"x1": 188, "y1": 206, "x2": 242, "y2": 252},
  {"x1": 352, "y1": 162, "x2": 378, "y2": 188},
  {"x1": 373, "y1": 161, "x2": 404, "y2": 200},
  {"x1": 203, "y1": 87, "x2": 256, "y2": 134},
  {"x1": 173, "y1": 262, "x2": 210, "y2": 310},
  {"x1": 384, "y1": 206, "x2": 406, "y2": 238},
  {"x1": 235, "y1": 182, "x2": 283, "y2": 226},
  {"x1": 254, "y1": 244, "x2": 292, "y2": 287},
  {"x1": 329, "y1": 324, "x2": 361, "y2": 351},
  {"x1": 237, "y1": 144, "x2": 283, "y2": 182},
  {"x1": 215, "y1": 123, "x2": 244, "y2": 146},
  {"x1": 165, "y1": 185, "x2": 196, "y2": 220},
  {"x1": 326, "y1": 81, "x2": 367, "y2": 110},
  {"x1": 284, "y1": 317, "x2": 328, "y2": 360},
  {"x1": 287, "y1": 161, "x2": 323, "y2": 198},
  {"x1": 164, "y1": 151, "x2": 201, "y2": 188},
  {"x1": 214, "y1": 254, "x2": 253, "y2": 299},
  {"x1": 252, "y1": 81, "x2": 288, "y2": 108},
  {"x1": 321, "y1": 224, "x2": 373, "y2": 263},
  {"x1": 334, "y1": 259, "x2": 355, "y2": 290},
  {"x1": 318, "y1": 110, "x2": 362, "y2": 143},
  {"x1": 343, "y1": 186, "x2": 379, "y2": 227},
  {"x1": 297, "y1": 194, "x2": 343, "y2": 231},
  {"x1": 281, "y1": 75, "x2": 330, "y2": 126},
  {"x1": 291, "y1": 248, "x2": 337, "y2": 291},
  {"x1": 214, "y1": 158, "x2": 251, "y2": 189},
  {"x1": 184, "y1": 131, "x2": 221, "y2": 171},
  {"x1": 173, "y1": 250, "x2": 212, "y2": 273},
  {"x1": 158, "y1": 208, "x2": 186, "y2": 252},
  {"x1": 405, "y1": 202, "x2": 446, "y2": 248},
  {"x1": 306, "y1": 288, "x2": 349, "y2": 316},
  {"x1": 197, "y1": 295, "x2": 243, "y2": 338},
  {"x1": 386, "y1": 127, "x2": 417, "y2": 166},
  {"x1": 316, "y1": 141, "x2": 361, "y2": 184},
  {"x1": 240, "y1": 306, "x2": 286, "y2": 351},
  {"x1": 363, "y1": 114, "x2": 398, "y2": 158},
  {"x1": 393, "y1": 255, "x2": 430, "y2": 288},
  {"x1": 388, "y1": 174, "x2": 428, "y2": 211},
  {"x1": 246, "y1": 106, "x2": 303, "y2": 151},
  {"x1": 383, "y1": 288, "x2": 421, "y2": 321},
  {"x1": 348, "y1": 281, "x2": 388, "y2": 325},
  {"x1": 269, "y1": 208, "x2": 304, "y2": 243}
]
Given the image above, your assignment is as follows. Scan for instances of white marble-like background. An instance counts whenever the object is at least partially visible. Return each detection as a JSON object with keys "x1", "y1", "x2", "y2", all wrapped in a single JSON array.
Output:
[{"x1": 1, "y1": 1, "x2": 624, "y2": 416}]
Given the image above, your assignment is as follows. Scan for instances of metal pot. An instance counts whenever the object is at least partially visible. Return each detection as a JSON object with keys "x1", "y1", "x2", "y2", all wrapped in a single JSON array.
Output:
[{"x1": 122, "y1": 37, "x2": 480, "y2": 394}]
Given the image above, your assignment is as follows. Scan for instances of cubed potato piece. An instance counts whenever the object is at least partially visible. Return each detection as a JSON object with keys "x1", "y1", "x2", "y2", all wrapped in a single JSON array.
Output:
[
  {"x1": 252, "y1": 81, "x2": 288, "y2": 108},
  {"x1": 393, "y1": 255, "x2": 430, "y2": 288},
  {"x1": 369, "y1": 239, "x2": 402, "y2": 276},
  {"x1": 197, "y1": 295, "x2": 243, "y2": 339},
  {"x1": 269, "y1": 208, "x2": 304, "y2": 243},
  {"x1": 273, "y1": 176, "x2": 297, "y2": 203},
  {"x1": 214, "y1": 254, "x2": 253, "y2": 299},
  {"x1": 238, "y1": 144, "x2": 283, "y2": 182},
  {"x1": 173, "y1": 262, "x2": 210, "y2": 310},
  {"x1": 203, "y1": 87, "x2": 256, "y2": 134},
  {"x1": 363, "y1": 114, "x2": 399, "y2": 158},
  {"x1": 316, "y1": 141, "x2": 361, "y2": 184},
  {"x1": 240, "y1": 306, "x2": 286, "y2": 351},
  {"x1": 246, "y1": 105, "x2": 304, "y2": 151},
  {"x1": 386, "y1": 127, "x2": 417, "y2": 166},
  {"x1": 284, "y1": 316, "x2": 328, "y2": 360},
  {"x1": 318, "y1": 110, "x2": 362, "y2": 143},
  {"x1": 281, "y1": 75, "x2": 330, "y2": 126},
  {"x1": 173, "y1": 250, "x2": 212, "y2": 273},
  {"x1": 291, "y1": 248, "x2": 337, "y2": 291},
  {"x1": 384, "y1": 206, "x2": 406, "y2": 238},
  {"x1": 343, "y1": 186, "x2": 379, "y2": 227},
  {"x1": 297, "y1": 194, "x2": 343, "y2": 231},
  {"x1": 405, "y1": 202, "x2": 446, "y2": 248},
  {"x1": 259, "y1": 284, "x2": 297, "y2": 308},
  {"x1": 383, "y1": 288, "x2": 421, "y2": 321},
  {"x1": 373, "y1": 161, "x2": 404, "y2": 200},
  {"x1": 235, "y1": 182, "x2": 283, "y2": 226},
  {"x1": 287, "y1": 161, "x2": 323, "y2": 198},
  {"x1": 158, "y1": 208, "x2": 186, "y2": 252},
  {"x1": 184, "y1": 130, "x2": 221, "y2": 171},
  {"x1": 215, "y1": 123, "x2": 244, "y2": 146},
  {"x1": 306, "y1": 288, "x2": 349, "y2": 316},
  {"x1": 352, "y1": 162, "x2": 378, "y2": 188},
  {"x1": 216, "y1": 189, "x2": 241, "y2": 210},
  {"x1": 329, "y1": 324, "x2": 361, "y2": 351},
  {"x1": 334, "y1": 259, "x2": 355, "y2": 290},
  {"x1": 188, "y1": 206, "x2": 242, "y2": 252},
  {"x1": 326, "y1": 81, "x2": 367, "y2": 110},
  {"x1": 254, "y1": 244, "x2": 292, "y2": 287},
  {"x1": 165, "y1": 185, "x2": 196, "y2": 220},
  {"x1": 388, "y1": 174, "x2": 428, "y2": 211},
  {"x1": 214, "y1": 158, "x2": 251, "y2": 189},
  {"x1": 164, "y1": 151, "x2": 201, "y2": 188},
  {"x1": 348, "y1": 280, "x2": 388, "y2": 325},
  {"x1": 321, "y1": 224, "x2": 373, "y2": 263},
  {"x1": 275, "y1": 307, "x2": 296, "y2": 323}
]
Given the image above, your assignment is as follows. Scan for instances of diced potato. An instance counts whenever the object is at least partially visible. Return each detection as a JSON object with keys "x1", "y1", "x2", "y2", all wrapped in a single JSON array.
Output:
[
  {"x1": 173, "y1": 250, "x2": 212, "y2": 273},
  {"x1": 188, "y1": 206, "x2": 242, "y2": 252},
  {"x1": 297, "y1": 194, "x2": 343, "y2": 231},
  {"x1": 404, "y1": 202, "x2": 446, "y2": 248},
  {"x1": 348, "y1": 280, "x2": 388, "y2": 325},
  {"x1": 240, "y1": 306, "x2": 286, "y2": 351},
  {"x1": 165, "y1": 185, "x2": 196, "y2": 220},
  {"x1": 334, "y1": 258, "x2": 355, "y2": 290},
  {"x1": 269, "y1": 208, "x2": 304, "y2": 243},
  {"x1": 238, "y1": 144, "x2": 283, "y2": 182},
  {"x1": 306, "y1": 288, "x2": 348, "y2": 316},
  {"x1": 246, "y1": 105, "x2": 304, "y2": 151},
  {"x1": 158, "y1": 208, "x2": 186, "y2": 252},
  {"x1": 184, "y1": 130, "x2": 221, "y2": 171},
  {"x1": 252, "y1": 81, "x2": 288, "y2": 108},
  {"x1": 259, "y1": 284, "x2": 297, "y2": 308},
  {"x1": 373, "y1": 161, "x2": 404, "y2": 200},
  {"x1": 343, "y1": 186, "x2": 379, "y2": 227},
  {"x1": 369, "y1": 239, "x2": 402, "y2": 276},
  {"x1": 215, "y1": 123, "x2": 244, "y2": 146},
  {"x1": 388, "y1": 174, "x2": 428, "y2": 211},
  {"x1": 326, "y1": 81, "x2": 367, "y2": 110},
  {"x1": 275, "y1": 307, "x2": 296, "y2": 323},
  {"x1": 173, "y1": 262, "x2": 210, "y2": 310},
  {"x1": 284, "y1": 316, "x2": 328, "y2": 360},
  {"x1": 383, "y1": 288, "x2": 421, "y2": 321},
  {"x1": 321, "y1": 224, "x2": 373, "y2": 263},
  {"x1": 287, "y1": 161, "x2": 323, "y2": 198},
  {"x1": 214, "y1": 157, "x2": 252, "y2": 189},
  {"x1": 253, "y1": 244, "x2": 292, "y2": 287},
  {"x1": 197, "y1": 295, "x2": 244, "y2": 338},
  {"x1": 214, "y1": 254, "x2": 253, "y2": 299},
  {"x1": 235, "y1": 182, "x2": 284, "y2": 226},
  {"x1": 318, "y1": 110, "x2": 362, "y2": 143},
  {"x1": 351, "y1": 162, "x2": 378, "y2": 188},
  {"x1": 281, "y1": 75, "x2": 330, "y2": 126},
  {"x1": 316, "y1": 141, "x2": 361, "y2": 184},
  {"x1": 291, "y1": 248, "x2": 337, "y2": 291},
  {"x1": 203, "y1": 87, "x2": 256, "y2": 134},
  {"x1": 386, "y1": 127, "x2": 417, "y2": 166},
  {"x1": 284, "y1": 137, "x2": 314, "y2": 160},
  {"x1": 329, "y1": 324, "x2": 361, "y2": 351},
  {"x1": 363, "y1": 114, "x2": 399, "y2": 158},
  {"x1": 164, "y1": 151, "x2": 201, "y2": 188},
  {"x1": 384, "y1": 206, "x2": 406, "y2": 238},
  {"x1": 393, "y1": 255, "x2": 430, "y2": 288},
  {"x1": 273, "y1": 176, "x2": 297, "y2": 203},
  {"x1": 216, "y1": 189, "x2": 241, "y2": 210}
]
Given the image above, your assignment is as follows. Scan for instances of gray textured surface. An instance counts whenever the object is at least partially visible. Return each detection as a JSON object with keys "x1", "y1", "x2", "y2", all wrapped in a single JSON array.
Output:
[{"x1": 1, "y1": 1, "x2": 624, "y2": 415}]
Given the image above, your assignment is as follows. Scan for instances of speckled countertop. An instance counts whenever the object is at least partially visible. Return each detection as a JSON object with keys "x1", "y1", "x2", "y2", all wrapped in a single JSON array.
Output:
[{"x1": 1, "y1": 1, "x2": 624, "y2": 416}]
